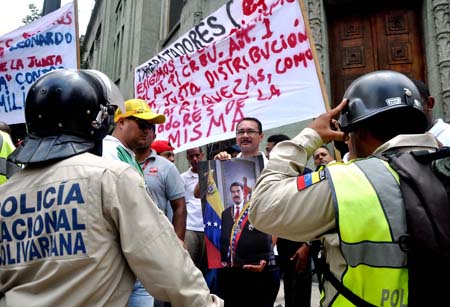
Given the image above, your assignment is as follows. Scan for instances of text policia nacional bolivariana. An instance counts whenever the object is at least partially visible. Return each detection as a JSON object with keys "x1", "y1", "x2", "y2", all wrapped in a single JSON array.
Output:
[{"x1": 0, "y1": 181, "x2": 87, "y2": 266}]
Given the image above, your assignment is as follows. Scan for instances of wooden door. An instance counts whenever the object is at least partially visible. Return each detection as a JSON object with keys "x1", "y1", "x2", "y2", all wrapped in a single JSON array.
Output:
[{"x1": 327, "y1": 0, "x2": 424, "y2": 106}]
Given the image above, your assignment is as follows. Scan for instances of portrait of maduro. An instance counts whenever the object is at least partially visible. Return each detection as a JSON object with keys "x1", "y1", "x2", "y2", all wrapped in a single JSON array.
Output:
[{"x1": 198, "y1": 156, "x2": 272, "y2": 268}]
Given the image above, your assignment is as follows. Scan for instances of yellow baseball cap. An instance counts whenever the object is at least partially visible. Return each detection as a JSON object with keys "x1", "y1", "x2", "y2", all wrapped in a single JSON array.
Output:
[{"x1": 114, "y1": 98, "x2": 166, "y2": 123}]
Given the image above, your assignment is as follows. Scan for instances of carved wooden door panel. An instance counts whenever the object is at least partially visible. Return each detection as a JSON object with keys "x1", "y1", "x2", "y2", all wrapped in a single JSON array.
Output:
[{"x1": 327, "y1": 1, "x2": 424, "y2": 106}]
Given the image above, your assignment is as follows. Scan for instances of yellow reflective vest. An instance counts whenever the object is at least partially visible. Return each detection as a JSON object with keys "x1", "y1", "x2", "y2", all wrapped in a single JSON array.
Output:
[
  {"x1": 0, "y1": 131, "x2": 17, "y2": 184},
  {"x1": 326, "y1": 157, "x2": 408, "y2": 307}
]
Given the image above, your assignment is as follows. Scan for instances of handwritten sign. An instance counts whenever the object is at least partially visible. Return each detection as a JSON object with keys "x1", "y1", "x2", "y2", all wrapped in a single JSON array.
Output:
[
  {"x1": 135, "y1": 0, "x2": 326, "y2": 152},
  {"x1": 0, "y1": 3, "x2": 77, "y2": 125}
]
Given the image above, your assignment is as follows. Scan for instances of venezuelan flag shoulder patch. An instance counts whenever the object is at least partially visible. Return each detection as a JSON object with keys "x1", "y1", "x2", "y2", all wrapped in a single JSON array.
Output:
[{"x1": 297, "y1": 170, "x2": 326, "y2": 191}]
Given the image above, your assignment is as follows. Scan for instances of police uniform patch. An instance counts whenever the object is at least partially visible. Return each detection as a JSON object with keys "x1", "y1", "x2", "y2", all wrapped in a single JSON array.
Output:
[{"x1": 297, "y1": 170, "x2": 326, "y2": 191}]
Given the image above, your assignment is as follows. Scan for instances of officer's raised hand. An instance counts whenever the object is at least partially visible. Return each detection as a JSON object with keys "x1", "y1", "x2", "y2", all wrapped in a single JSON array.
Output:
[{"x1": 309, "y1": 99, "x2": 348, "y2": 143}]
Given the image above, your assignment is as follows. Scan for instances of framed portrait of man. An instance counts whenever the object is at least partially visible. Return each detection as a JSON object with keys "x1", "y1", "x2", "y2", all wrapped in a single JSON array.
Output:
[{"x1": 198, "y1": 156, "x2": 268, "y2": 268}]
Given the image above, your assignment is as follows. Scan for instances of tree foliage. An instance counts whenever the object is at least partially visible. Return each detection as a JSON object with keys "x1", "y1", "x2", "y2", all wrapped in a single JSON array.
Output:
[{"x1": 22, "y1": 3, "x2": 42, "y2": 25}]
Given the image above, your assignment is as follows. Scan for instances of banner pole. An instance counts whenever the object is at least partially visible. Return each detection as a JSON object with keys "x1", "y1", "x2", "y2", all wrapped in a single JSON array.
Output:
[
  {"x1": 74, "y1": 0, "x2": 80, "y2": 69},
  {"x1": 298, "y1": 0, "x2": 330, "y2": 112},
  {"x1": 298, "y1": 0, "x2": 345, "y2": 161}
]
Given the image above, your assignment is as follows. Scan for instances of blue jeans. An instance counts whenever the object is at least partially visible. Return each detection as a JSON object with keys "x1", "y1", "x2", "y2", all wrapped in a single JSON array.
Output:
[{"x1": 128, "y1": 280, "x2": 154, "y2": 307}]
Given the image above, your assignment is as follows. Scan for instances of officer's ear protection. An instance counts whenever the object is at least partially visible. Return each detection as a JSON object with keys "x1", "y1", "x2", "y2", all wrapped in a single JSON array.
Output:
[
  {"x1": 93, "y1": 104, "x2": 115, "y2": 126},
  {"x1": 339, "y1": 102, "x2": 351, "y2": 134},
  {"x1": 91, "y1": 104, "x2": 116, "y2": 139}
]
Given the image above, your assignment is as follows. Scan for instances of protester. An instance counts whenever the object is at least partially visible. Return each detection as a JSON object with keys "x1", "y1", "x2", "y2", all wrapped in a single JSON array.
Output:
[
  {"x1": 215, "y1": 118, "x2": 268, "y2": 163},
  {"x1": 127, "y1": 100, "x2": 186, "y2": 307},
  {"x1": 215, "y1": 117, "x2": 279, "y2": 307},
  {"x1": 265, "y1": 134, "x2": 289, "y2": 158},
  {"x1": 152, "y1": 140, "x2": 176, "y2": 163},
  {"x1": 103, "y1": 98, "x2": 169, "y2": 307},
  {"x1": 412, "y1": 79, "x2": 450, "y2": 146},
  {"x1": 131, "y1": 116, "x2": 186, "y2": 240},
  {"x1": 181, "y1": 147, "x2": 207, "y2": 273},
  {"x1": 102, "y1": 98, "x2": 165, "y2": 172},
  {"x1": 0, "y1": 69, "x2": 222, "y2": 307},
  {"x1": 265, "y1": 133, "x2": 314, "y2": 307},
  {"x1": 312, "y1": 146, "x2": 335, "y2": 168},
  {"x1": 250, "y1": 70, "x2": 438, "y2": 306}
]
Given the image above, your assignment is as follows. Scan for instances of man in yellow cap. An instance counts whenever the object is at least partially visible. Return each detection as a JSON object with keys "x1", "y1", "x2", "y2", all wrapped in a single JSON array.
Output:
[
  {"x1": 102, "y1": 98, "x2": 169, "y2": 307},
  {"x1": 102, "y1": 98, "x2": 165, "y2": 172}
]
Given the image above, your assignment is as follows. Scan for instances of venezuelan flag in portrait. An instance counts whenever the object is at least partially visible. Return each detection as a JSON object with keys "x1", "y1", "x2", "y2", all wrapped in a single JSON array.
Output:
[{"x1": 203, "y1": 170, "x2": 225, "y2": 268}]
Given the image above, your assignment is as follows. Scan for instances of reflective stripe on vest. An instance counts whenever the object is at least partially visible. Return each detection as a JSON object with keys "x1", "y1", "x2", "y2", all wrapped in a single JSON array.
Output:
[
  {"x1": 326, "y1": 158, "x2": 408, "y2": 307},
  {"x1": 0, "y1": 132, "x2": 4, "y2": 183},
  {"x1": 0, "y1": 131, "x2": 21, "y2": 182}
]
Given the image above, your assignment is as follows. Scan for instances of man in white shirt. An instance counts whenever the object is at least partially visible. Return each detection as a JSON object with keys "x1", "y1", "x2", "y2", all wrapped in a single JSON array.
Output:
[
  {"x1": 214, "y1": 117, "x2": 279, "y2": 307},
  {"x1": 181, "y1": 147, "x2": 207, "y2": 274},
  {"x1": 412, "y1": 79, "x2": 450, "y2": 146}
]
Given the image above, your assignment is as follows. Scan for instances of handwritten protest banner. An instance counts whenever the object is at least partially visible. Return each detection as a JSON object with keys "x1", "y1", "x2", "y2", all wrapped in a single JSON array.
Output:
[
  {"x1": 135, "y1": 0, "x2": 327, "y2": 152},
  {"x1": 0, "y1": 3, "x2": 77, "y2": 125}
]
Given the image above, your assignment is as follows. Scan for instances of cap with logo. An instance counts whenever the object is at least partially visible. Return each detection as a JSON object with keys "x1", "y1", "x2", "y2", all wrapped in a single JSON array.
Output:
[{"x1": 114, "y1": 98, "x2": 166, "y2": 124}]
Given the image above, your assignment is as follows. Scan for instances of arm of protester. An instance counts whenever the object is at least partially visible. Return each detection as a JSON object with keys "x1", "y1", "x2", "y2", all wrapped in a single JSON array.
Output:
[
  {"x1": 171, "y1": 197, "x2": 187, "y2": 241},
  {"x1": 107, "y1": 166, "x2": 222, "y2": 306},
  {"x1": 290, "y1": 243, "x2": 310, "y2": 273},
  {"x1": 165, "y1": 164, "x2": 187, "y2": 241},
  {"x1": 194, "y1": 182, "x2": 201, "y2": 199},
  {"x1": 214, "y1": 151, "x2": 231, "y2": 160},
  {"x1": 242, "y1": 259, "x2": 267, "y2": 273},
  {"x1": 249, "y1": 101, "x2": 348, "y2": 243}
]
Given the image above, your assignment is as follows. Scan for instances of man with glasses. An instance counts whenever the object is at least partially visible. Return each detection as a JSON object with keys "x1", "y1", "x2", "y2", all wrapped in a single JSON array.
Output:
[
  {"x1": 215, "y1": 117, "x2": 268, "y2": 163},
  {"x1": 214, "y1": 117, "x2": 280, "y2": 307}
]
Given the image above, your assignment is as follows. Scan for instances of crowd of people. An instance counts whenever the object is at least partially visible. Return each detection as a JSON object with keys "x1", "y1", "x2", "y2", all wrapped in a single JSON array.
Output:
[{"x1": 0, "y1": 68, "x2": 449, "y2": 307}]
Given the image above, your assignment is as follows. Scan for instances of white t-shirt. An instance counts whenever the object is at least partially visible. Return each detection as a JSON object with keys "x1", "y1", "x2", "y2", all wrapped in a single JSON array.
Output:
[
  {"x1": 429, "y1": 118, "x2": 450, "y2": 146},
  {"x1": 181, "y1": 168, "x2": 204, "y2": 232}
]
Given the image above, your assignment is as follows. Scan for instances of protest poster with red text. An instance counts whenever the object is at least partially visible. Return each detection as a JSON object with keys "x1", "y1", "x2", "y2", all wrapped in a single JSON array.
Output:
[
  {"x1": 135, "y1": 0, "x2": 327, "y2": 152},
  {"x1": 0, "y1": 2, "x2": 77, "y2": 125}
]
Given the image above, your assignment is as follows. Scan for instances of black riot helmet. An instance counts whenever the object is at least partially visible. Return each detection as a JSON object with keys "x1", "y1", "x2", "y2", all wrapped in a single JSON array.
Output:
[
  {"x1": 339, "y1": 70, "x2": 428, "y2": 134},
  {"x1": 9, "y1": 69, "x2": 124, "y2": 164}
]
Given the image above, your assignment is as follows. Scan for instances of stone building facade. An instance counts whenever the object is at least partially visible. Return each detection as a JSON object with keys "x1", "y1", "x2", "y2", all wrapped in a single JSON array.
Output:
[{"x1": 82, "y1": 0, "x2": 450, "y2": 168}]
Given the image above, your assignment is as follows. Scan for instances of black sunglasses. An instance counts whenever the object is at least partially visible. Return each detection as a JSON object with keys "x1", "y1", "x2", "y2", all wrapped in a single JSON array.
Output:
[{"x1": 128, "y1": 117, "x2": 155, "y2": 131}]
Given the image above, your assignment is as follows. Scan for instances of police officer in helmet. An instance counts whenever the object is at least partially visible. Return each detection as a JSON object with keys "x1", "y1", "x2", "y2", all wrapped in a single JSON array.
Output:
[
  {"x1": 1, "y1": 69, "x2": 222, "y2": 306},
  {"x1": 249, "y1": 70, "x2": 440, "y2": 307},
  {"x1": 10, "y1": 69, "x2": 121, "y2": 163}
]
